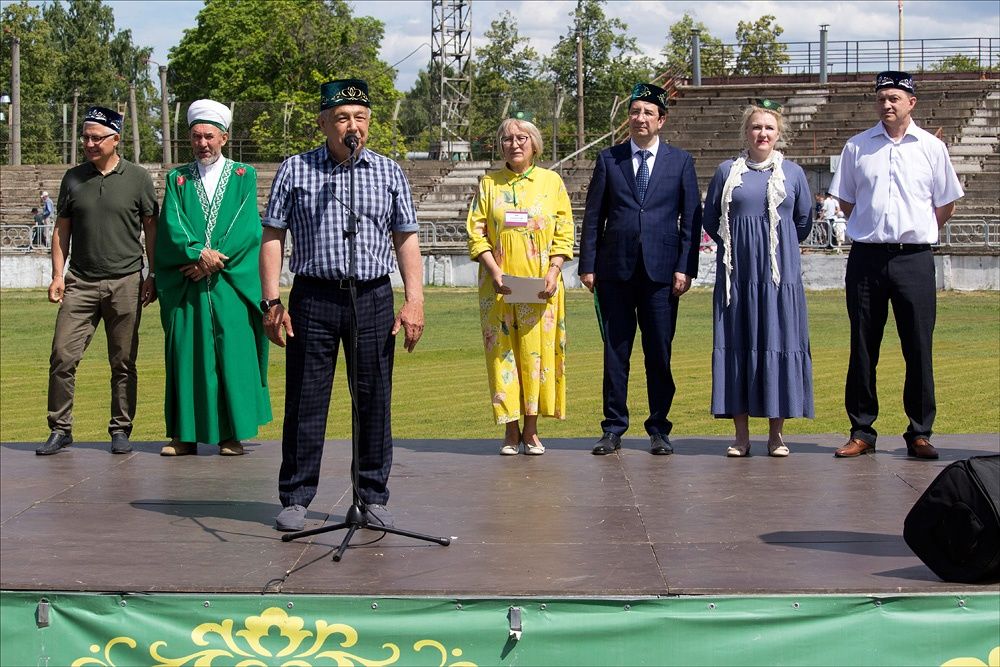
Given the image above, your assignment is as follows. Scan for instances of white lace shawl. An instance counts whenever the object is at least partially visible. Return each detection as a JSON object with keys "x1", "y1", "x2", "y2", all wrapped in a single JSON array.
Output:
[{"x1": 718, "y1": 150, "x2": 786, "y2": 306}]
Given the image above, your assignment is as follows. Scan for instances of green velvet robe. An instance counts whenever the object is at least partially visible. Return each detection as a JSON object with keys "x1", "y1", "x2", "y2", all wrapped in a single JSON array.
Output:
[{"x1": 155, "y1": 159, "x2": 271, "y2": 444}]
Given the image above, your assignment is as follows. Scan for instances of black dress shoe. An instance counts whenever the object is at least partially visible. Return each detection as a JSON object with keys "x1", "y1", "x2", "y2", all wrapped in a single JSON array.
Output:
[
  {"x1": 36, "y1": 431, "x2": 73, "y2": 455},
  {"x1": 111, "y1": 432, "x2": 132, "y2": 454},
  {"x1": 650, "y1": 433, "x2": 673, "y2": 455},
  {"x1": 592, "y1": 432, "x2": 622, "y2": 455}
]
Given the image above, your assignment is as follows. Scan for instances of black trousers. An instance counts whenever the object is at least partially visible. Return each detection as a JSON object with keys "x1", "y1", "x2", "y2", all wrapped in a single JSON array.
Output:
[
  {"x1": 596, "y1": 254, "x2": 679, "y2": 438},
  {"x1": 845, "y1": 243, "x2": 936, "y2": 445},
  {"x1": 278, "y1": 275, "x2": 395, "y2": 508}
]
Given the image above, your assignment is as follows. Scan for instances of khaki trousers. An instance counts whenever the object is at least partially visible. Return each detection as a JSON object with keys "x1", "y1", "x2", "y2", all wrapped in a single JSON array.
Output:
[{"x1": 47, "y1": 271, "x2": 142, "y2": 436}]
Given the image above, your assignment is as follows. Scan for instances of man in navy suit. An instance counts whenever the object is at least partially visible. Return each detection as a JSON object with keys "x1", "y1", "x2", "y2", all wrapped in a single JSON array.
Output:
[{"x1": 578, "y1": 82, "x2": 702, "y2": 456}]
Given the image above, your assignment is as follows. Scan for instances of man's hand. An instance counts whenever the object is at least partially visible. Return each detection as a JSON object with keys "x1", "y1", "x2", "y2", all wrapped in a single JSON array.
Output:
[
  {"x1": 392, "y1": 300, "x2": 424, "y2": 353},
  {"x1": 180, "y1": 263, "x2": 209, "y2": 281},
  {"x1": 198, "y1": 248, "x2": 229, "y2": 275},
  {"x1": 580, "y1": 273, "x2": 595, "y2": 293},
  {"x1": 672, "y1": 272, "x2": 692, "y2": 297},
  {"x1": 141, "y1": 276, "x2": 157, "y2": 306},
  {"x1": 48, "y1": 275, "x2": 65, "y2": 303},
  {"x1": 263, "y1": 304, "x2": 294, "y2": 347}
]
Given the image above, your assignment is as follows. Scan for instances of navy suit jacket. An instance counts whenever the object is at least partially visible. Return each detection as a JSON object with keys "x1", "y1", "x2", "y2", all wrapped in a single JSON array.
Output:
[{"x1": 578, "y1": 141, "x2": 702, "y2": 283}]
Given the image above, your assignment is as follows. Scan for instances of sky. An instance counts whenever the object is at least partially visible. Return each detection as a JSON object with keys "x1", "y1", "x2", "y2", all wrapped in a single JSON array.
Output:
[{"x1": 99, "y1": 0, "x2": 1000, "y2": 91}]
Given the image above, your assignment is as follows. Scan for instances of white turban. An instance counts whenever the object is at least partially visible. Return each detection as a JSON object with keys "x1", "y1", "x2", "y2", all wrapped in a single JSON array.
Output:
[{"x1": 187, "y1": 99, "x2": 232, "y2": 132}]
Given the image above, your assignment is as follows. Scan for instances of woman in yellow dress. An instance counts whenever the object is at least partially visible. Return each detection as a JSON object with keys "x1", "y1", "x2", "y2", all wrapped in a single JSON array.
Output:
[{"x1": 466, "y1": 118, "x2": 575, "y2": 456}]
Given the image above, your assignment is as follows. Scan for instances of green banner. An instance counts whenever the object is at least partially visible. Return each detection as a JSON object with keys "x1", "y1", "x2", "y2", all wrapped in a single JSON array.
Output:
[{"x1": 1, "y1": 591, "x2": 997, "y2": 666}]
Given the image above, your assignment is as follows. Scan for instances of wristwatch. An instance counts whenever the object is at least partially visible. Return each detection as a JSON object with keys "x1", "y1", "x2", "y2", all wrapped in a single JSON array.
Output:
[{"x1": 259, "y1": 297, "x2": 282, "y2": 313}]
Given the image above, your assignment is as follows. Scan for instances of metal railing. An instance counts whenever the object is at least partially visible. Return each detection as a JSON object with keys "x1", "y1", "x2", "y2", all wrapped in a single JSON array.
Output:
[
  {"x1": 0, "y1": 224, "x2": 52, "y2": 253},
  {"x1": 701, "y1": 37, "x2": 999, "y2": 79},
  {"x1": 4, "y1": 219, "x2": 996, "y2": 256}
]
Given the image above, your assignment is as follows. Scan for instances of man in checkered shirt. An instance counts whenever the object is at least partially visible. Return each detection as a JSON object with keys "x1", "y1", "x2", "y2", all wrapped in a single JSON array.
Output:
[{"x1": 260, "y1": 78, "x2": 425, "y2": 533}]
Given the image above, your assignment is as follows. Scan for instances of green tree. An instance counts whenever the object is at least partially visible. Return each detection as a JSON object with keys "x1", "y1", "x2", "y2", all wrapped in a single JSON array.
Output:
[
  {"x1": 661, "y1": 13, "x2": 730, "y2": 78},
  {"x1": 930, "y1": 54, "x2": 987, "y2": 72},
  {"x1": 42, "y1": 0, "x2": 159, "y2": 161},
  {"x1": 469, "y1": 11, "x2": 549, "y2": 159},
  {"x1": 399, "y1": 66, "x2": 437, "y2": 154},
  {"x1": 545, "y1": 0, "x2": 654, "y2": 155},
  {"x1": 733, "y1": 15, "x2": 789, "y2": 76},
  {"x1": 168, "y1": 0, "x2": 403, "y2": 160},
  {"x1": 0, "y1": 1, "x2": 62, "y2": 163}
]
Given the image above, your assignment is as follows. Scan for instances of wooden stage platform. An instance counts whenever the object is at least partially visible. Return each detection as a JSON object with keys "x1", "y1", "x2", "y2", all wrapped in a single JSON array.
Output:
[{"x1": 2, "y1": 434, "x2": 997, "y2": 597}]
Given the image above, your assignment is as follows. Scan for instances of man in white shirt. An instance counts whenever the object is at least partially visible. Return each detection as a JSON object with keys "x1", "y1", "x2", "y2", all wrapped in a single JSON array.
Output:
[
  {"x1": 822, "y1": 192, "x2": 839, "y2": 225},
  {"x1": 829, "y1": 70, "x2": 964, "y2": 460}
]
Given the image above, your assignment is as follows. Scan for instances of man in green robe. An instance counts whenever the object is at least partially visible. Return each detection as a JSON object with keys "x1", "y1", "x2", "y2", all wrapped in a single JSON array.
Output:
[{"x1": 155, "y1": 99, "x2": 272, "y2": 456}]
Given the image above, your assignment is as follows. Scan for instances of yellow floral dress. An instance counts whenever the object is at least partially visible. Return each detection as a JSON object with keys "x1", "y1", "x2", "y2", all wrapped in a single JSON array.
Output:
[{"x1": 466, "y1": 165, "x2": 575, "y2": 424}]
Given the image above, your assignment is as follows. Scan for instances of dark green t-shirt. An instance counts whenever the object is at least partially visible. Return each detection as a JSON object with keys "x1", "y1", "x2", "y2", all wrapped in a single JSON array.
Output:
[{"x1": 57, "y1": 157, "x2": 158, "y2": 281}]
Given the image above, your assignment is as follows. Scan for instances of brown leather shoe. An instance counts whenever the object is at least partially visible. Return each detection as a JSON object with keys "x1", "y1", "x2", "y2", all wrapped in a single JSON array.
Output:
[
  {"x1": 161, "y1": 439, "x2": 197, "y2": 456},
  {"x1": 834, "y1": 438, "x2": 875, "y2": 458},
  {"x1": 907, "y1": 437, "x2": 939, "y2": 460}
]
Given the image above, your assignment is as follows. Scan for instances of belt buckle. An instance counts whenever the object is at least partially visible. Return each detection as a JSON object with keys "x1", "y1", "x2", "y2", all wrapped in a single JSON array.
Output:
[
  {"x1": 889, "y1": 242, "x2": 904, "y2": 251},
  {"x1": 336, "y1": 278, "x2": 352, "y2": 290}
]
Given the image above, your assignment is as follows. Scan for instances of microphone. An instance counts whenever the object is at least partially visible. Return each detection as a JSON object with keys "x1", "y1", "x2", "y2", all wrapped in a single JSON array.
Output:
[{"x1": 345, "y1": 133, "x2": 359, "y2": 151}]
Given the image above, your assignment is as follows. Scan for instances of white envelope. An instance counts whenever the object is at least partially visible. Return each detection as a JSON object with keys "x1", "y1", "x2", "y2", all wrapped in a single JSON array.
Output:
[{"x1": 501, "y1": 275, "x2": 547, "y2": 304}]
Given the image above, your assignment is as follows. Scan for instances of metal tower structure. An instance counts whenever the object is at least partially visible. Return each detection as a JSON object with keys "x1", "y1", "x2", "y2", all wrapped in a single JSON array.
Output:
[{"x1": 430, "y1": 0, "x2": 472, "y2": 160}]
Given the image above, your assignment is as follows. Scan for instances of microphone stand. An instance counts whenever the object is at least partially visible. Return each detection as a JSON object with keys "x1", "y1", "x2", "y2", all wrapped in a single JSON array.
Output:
[{"x1": 282, "y1": 136, "x2": 450, "y2": 561}]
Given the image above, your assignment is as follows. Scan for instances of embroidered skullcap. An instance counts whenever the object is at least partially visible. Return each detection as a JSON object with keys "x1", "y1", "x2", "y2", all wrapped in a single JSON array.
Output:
[
  {"x1": 187, "y1": 99, "x2": 232, "y2": 132},
  {"x1": 629, "y1": 83, "x2": 669, "y2": 111},
  {"x1": 83, "y1": 106, "x2": 123, "y2": 134},
  {"x1": 875, "y1": 70, "x2": 915, "y2": 95},
  {"x1": 320, "y1": 79, "x2": 370, "y2": 111},
  {"x1": 755, "y1": 98, "x2": 783, "y2": 113}
]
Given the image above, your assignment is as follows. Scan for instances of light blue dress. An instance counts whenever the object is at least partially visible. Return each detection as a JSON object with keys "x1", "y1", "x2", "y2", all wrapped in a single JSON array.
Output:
[{"x1": 702, "y1": 159, "x2": 815, "y2": 418}]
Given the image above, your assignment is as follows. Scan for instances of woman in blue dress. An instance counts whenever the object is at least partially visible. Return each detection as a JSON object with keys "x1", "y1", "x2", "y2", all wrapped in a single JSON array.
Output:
[{"x1": 703, "y1": 100, "x2": 814, "y2": 457}]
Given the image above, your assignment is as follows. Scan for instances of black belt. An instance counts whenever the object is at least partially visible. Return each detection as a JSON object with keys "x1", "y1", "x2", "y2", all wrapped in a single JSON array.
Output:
[
  {"x1": 855, "y1": 242, "x2": 932, "y2": 253},
  {"x1": 294, "y1": 274, "x2": 390, "y2": 290}
]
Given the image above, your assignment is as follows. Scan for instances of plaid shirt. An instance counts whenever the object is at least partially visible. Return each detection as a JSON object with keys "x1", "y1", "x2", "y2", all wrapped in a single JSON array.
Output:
[{"x1": 263, "y1": 144, "x2": 418, "y2": 280}]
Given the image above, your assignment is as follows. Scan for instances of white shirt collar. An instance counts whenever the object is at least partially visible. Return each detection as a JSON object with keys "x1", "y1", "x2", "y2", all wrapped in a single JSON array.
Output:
[{"x1": 630, "y1": 137, "x2": 660, "y2": 158}]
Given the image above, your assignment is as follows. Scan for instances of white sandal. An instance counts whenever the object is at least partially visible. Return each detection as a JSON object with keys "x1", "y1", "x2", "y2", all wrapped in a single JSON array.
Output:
[
  {"x1": 768, "y1": 436, "x2": 790, "y2": 457},
  {"x1": 726, "y1": 441, "x2": 751, "y2": 457},
  {"x1": 499, "y1": 441, "x2": 520, "y2": 456},
  {"x1": 523, "y1": 436, "x2": 545, "y2": 456}
]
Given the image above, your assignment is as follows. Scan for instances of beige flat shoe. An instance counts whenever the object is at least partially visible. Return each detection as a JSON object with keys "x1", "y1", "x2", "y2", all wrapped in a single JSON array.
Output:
[
  {"x1": 499, "y1": 441, "x2": 520, "y2": 456},
  {"x1": 726, "y1": 441, "x2": 751, "y2": 457},
  {"x1": 161, "y1": 440, "x2": 197, "y2": 456},
  {"x1": 219, "y1": 440, "x2": 244, "y2": 456},
  {"x1": 523, "y1": 436, "x2": 545, "y2": 456},
  {"x1": 767, "y1": 437, "x2": 790, "y2": 457}
]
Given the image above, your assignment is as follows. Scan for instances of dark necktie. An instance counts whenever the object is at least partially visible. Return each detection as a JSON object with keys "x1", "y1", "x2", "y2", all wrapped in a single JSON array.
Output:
[{"x1": 636, "y1": 149, "x2": 651, "y2": 202}]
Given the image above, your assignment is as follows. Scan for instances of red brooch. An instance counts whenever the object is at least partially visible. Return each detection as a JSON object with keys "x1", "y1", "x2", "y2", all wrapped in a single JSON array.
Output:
[
  {"x1": 176, "y1": 175, "x2": 186, "y2": 186},
  {"x1": 235, "y1": 167, "x2": 246, "y2": 176}
]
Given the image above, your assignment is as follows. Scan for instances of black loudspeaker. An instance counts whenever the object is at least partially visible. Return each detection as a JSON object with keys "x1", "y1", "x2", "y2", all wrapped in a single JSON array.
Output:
[{"x1": 903, "y1": 455, "x2": 1000, "y2": 583}]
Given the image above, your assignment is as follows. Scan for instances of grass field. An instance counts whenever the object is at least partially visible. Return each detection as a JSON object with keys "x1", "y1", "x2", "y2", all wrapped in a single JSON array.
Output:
[{"x1": 1, "y1": 287, "x2": 997, "y2": 443}]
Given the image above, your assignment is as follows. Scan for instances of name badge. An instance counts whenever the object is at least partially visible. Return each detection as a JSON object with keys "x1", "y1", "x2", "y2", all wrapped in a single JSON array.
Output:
[{"x1": 505, "y1": 211, "x2": 529, "y2": 227}]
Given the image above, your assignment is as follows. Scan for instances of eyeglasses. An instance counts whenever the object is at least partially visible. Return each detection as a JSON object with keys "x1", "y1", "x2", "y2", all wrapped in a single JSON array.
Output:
[
  {"x1": 81, "y1": 133, "x2": 117, "y2": 145},
  {"x1": 501, "y1": 135, "x2": 530, "y2": 146}
]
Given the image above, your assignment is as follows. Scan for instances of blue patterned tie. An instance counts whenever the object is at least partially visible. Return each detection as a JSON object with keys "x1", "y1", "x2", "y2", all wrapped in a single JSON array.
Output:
[{"x1": 636, "y1": 149, "x2": 651, "y2": 202}]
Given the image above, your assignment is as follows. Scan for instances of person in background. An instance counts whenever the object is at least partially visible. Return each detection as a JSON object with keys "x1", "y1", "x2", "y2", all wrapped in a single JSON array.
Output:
[
  {"x1": 702, "y1": 99, "x2": 814, "y2": 457},
  {"x1": 31, "y1": 207, "x2": 46, "y2": 247},
  {"x1": 829, "y1": 70, "x2": 964, "y2": 460},
  {"x1": 466, "y1": 117, "x2": 574, "y2": 456}
]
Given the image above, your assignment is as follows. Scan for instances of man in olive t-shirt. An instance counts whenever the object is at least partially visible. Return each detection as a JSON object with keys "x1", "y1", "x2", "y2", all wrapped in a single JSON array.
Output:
[{"x1": 36, "y1": 106, "x2": 159, "y2": 456}]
